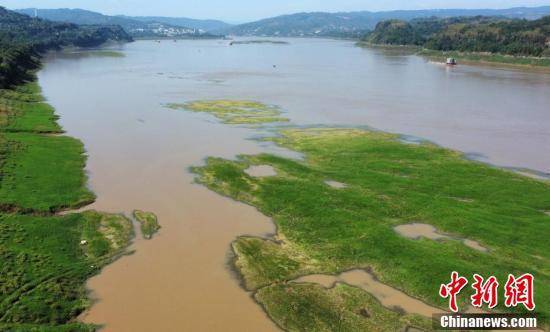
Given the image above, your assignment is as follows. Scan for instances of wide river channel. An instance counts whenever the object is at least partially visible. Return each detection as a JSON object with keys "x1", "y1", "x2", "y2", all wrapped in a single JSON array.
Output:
[{"x1": 38, "y1": 38, "x2": 550, "y2": 331}]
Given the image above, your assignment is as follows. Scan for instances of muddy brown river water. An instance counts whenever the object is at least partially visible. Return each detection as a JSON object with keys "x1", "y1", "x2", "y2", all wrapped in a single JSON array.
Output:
[{"x1": 38, "y1": 38, "x2": 550, "y2": 331}]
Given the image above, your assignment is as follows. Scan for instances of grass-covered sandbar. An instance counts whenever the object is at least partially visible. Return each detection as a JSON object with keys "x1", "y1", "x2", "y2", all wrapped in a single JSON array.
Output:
[
  {"x1": 167, "y1": 100, "x2": 289, "y2": 125},
  {"x1": 193, "y1": 127, "x2": 550, "y2": 330},
  {"x1": 132, "y1": 210, "x2": 160, "y2": 239}
]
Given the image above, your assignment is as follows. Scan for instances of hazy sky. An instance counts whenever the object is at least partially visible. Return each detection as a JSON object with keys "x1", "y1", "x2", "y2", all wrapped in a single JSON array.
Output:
[{"x1": 1, "y1": 0, "x2": 549, "y2": 22}]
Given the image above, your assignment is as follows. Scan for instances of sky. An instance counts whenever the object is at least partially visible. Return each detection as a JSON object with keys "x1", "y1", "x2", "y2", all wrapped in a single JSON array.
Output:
[{"x1": 1, "y1": 0, "x2": 549, "y2": 22}]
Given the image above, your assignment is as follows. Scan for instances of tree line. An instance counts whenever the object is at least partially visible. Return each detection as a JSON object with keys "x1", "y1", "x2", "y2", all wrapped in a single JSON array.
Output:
[
  {"x1": 0, "y1": 6, "x2": 132, "y2": 88},
  {"x1": 363, "y1": 15, "x2": 550, "y2": 57}
]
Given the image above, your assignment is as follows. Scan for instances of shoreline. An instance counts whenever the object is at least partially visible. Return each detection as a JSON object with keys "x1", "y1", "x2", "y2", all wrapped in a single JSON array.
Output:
[
  {"x1": 357, "y1": 42, "x2": 550, "y2": 72},
  {"x1": 0, "y1": 77, "x2": 138, "y2": 330}
]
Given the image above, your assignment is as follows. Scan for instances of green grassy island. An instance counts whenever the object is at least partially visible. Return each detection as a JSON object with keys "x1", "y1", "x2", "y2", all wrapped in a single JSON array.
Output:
[
  {"x1": 167, "y1": 100, "x2": 289, "y2": 125},
  {"x1": 193, "y1": 128, "x2": 550, "y2": 331},
  {"x1": 132, "y1": 210, "x2": 160, "y2": 239}
]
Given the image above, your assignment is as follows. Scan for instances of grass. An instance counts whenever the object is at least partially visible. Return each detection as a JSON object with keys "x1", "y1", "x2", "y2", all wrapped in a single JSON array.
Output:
[
  {"x1": 0, "y1": 81, "x2": 133, "y2": 330},
  {"x1": 193, "y1": 128, "x2": 550, "y2": 329},
  {"x1": 0, "y1": 81, "x2": 94, "y2": 213},
  {"x1": 257, "y1": 282, "x2": 432, "y2": 331},
  {"x1": 232, "y1": 236, "x2": 315, "y2": 290},
  {"x1": 132, "y1": 210, "x2": 160, "y2": 239},
  {"x1": 166, "y1": 100, "x2": 289, "y2": 125},
  {"x1": 0, "y1": 81, "x2": 60, "y2": 134},
  {"x1": 418, "y1": 49, "x2": 550, "y2": 69},
  {"x1": 0, "y1": 211, "x2": 132, "y2": 327},
  {"x1": 0, "y1": 132, "x2": 95, "y2": 213}
]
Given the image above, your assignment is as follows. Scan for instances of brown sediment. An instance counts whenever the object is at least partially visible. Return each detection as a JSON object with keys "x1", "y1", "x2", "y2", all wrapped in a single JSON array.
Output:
[
  {"x1": 462, "y1": 239, "x2": 489, "y2": 253},
  {"x1": 394, "y1": 223, "x2": 489, "y2": 252},
  {"x1": 514, "y1": 170, "x2": 549, "y2": 181},
  {"x1": 452, "y1": 197, "x2": 474, "y2": 203},
  {"x1": 394, "y1": 223, "x2": 448, "y2": 241},
  {"x1": 245, "y1": 165, "x2": 277, "y2": 177},
  {"x1": 293, "y1": 269, "x2": 445, "y2": 317},
  {"x1": 324, "y1": 180, "x2": 347, "y2": 189}
]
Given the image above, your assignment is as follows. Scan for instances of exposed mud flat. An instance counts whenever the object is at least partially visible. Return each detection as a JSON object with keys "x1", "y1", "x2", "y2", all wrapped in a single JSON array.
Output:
[
  {"x1": 512, "y1": 168, "x2": 550, "y2": 181},
  {"x1": 325, "y1": 180, "x2": 347, "y2": 189},
  {"x1": 462, "y1": 239, "x2": 489, "y2": 252},
  {"x1": 293, "y1": 269, "x2": 444, "y2": 317},
  {"x1": 245, "y1": 165, "x2": 277, "y2": 177},
  {"x1": 394, "y1": 223, "x2": 447, "y2": 240},
  {"x1": 394, "y1": 223, "x2": 489, "y2": 252}
]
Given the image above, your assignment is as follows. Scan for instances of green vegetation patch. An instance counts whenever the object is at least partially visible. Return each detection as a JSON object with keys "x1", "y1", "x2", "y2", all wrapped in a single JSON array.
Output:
[
  {"x1": 364, "y1": 16, "x2": 550, "y2": 58},
  {"x1": 0, "y1": 211, "x2": 132, "y2": 327},
  {"x1": 233, "y1": 236, "x2": 320, "y2": 290},
  {"x1": 194, "y1": 128, "x2": 550, "y2": 327},
  {"x1": 256, "y1": 282, "x2": 432, "y2": 332},
  {"x1": 0, "y1": 81, "x2": 61, "y2": 133},
  {"x1": 132, "y1": 210, "x2": 160, "y2": 239},
  {"x1": 0, "y1": 322, "x2": 95, "y2": 331},
  {"x1": 0, "y1": 82, "x2": 92, "y2": 213},
  {"x1": 0, "y1": 132, "x2": 94, "y2": 213},
  {"x1": 166, "y1": 100, "x2": 289, "y2": 124}
]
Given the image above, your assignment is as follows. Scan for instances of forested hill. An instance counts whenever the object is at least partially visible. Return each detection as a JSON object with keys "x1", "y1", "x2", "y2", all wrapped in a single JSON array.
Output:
[
  {"x1": 223, "y1": 6, "x2": 550, "y2": 37},
  {"x1": 364, "y1": 16, "x2": 550, "y2": 57},
  {"x1": 0, "y1": 6, "x2": 132, "y2": 88}
]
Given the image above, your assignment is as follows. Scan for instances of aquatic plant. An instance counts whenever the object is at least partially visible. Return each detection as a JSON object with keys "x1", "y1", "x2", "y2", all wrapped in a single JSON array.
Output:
[{"x1": 166, "y1": 100, "x2": 289, "y2": 125}]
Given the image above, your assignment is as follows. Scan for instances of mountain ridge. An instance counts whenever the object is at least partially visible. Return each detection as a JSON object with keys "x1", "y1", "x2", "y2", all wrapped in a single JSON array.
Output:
[
  {"x1": 221, "y1": 6, "x2": 550, "y2": 36},
  {"x1": 14, "y1": 8, "x2": 226, "y2": 37}
]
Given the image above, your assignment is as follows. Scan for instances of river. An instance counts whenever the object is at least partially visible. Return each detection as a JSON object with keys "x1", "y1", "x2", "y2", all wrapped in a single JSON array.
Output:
[{"x1": 38, "y1": 38, "x2": 550, "y2": 331}]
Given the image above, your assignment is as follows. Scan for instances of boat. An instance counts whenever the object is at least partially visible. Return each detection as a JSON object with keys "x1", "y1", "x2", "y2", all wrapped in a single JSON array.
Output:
[{"x1": 446, "y1": 57, "x2": 457, "y2": 65}]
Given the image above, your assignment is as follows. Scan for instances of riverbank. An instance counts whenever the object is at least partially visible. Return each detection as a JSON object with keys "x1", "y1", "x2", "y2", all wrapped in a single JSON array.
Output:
[
  {"x1": 192, "y1": 126, "x2": 550, "y2": 330},
  {"x1": 419, "y1": 49, "x2": 550, "y2": 71},
  {"x1": 0, "y1": 80, "x2": 135, "y2": 330},
  {"x1": 357, "y1": 42, "x2": 550, "y2": 71}
]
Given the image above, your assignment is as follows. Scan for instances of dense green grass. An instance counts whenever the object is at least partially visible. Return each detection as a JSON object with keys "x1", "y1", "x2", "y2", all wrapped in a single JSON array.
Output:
[
  {"x1": 0, "y1": 82, "x2": 61, "y2": 133},
  {"x1": 0, "y1": 322, "x2": 95, "y2": 331},
  {"x1": 0, "y1": 132, "x2": 94, "y2": 213},
  {"x1": 257, "y1": 282, "x2": 432, "y2": 331},
  {"x1": 232, "y1": 236, "x2": 310, "y2": 290},
  {"x1": 0, "y1": 211, "x2": 132, "y2": 327},
  {"x1": 194, "y1": 128, "x2": 550, "y2": 329},
  {"x1": 0, "y1": 81, "x2": 94, "y2": 214},
  {"x1": 166, "y1": 100, "x2": 289, "y2": 124},
  {"x1": 0, "y1": 81, "x2": 133, "y2": 330},
  {"x1": 132, "y1": 210, "x2": 160, "y2": 239},
  {"x1": 0, "y1": 100, "x2": 61, "y2": 133}
]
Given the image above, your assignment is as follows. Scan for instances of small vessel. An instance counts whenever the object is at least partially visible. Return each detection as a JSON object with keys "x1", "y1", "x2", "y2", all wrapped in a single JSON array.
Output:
[{"x1": 446, "y1": 57, "x2": 457, "y2": 65}]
